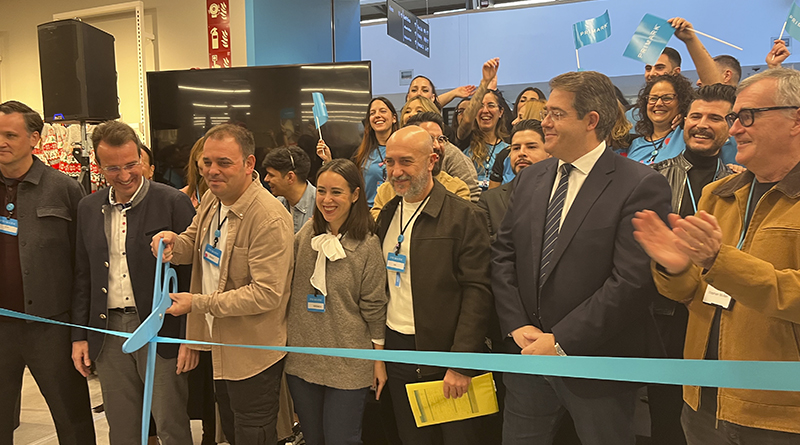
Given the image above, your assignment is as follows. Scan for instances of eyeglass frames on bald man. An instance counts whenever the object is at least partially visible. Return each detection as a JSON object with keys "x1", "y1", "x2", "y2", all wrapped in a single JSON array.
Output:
[{"x1": 725, "y1": 106, "x2": 799, "y2": 127}]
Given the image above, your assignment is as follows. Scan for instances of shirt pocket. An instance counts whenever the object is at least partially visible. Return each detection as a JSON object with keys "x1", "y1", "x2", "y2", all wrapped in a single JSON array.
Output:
[
  {"x1": 227, "y1": 245, "x2": 250, "y2": 286},
  {"x1": 35, "y1": 206, "x2": 72, "y2": 247}
]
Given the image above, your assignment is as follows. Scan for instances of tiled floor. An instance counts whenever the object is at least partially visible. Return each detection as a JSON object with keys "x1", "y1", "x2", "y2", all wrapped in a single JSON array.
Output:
[{"x1": 14, "y1": 368, "x2": 208, "y2": 444}]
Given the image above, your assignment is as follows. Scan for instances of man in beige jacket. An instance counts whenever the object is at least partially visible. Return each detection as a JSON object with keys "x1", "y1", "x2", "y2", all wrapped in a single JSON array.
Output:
[{"x1": 152, "y1": 124, "x2": 294, "y2": 445}]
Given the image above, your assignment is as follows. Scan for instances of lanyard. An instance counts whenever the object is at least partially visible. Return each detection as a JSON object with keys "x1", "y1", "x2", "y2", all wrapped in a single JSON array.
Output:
[
  {"x1": 375, "y1": 146, "x2": 387, "y2": 181},
  {"x1": 213, "y1": 205, "x2": 228, "y2": 249},
  {"x1": 684, "y1": 159, "x2": 723, "y2": 214},
  {"x1": 2, "y1": 176, "x2": 22, "y2": 218},
  {"x1": 735, "y1": 178, "x2": 757, "y2": 250},
  {"x1": 646, "y1": 133, "x2": 669, "y2": 164},
  {"x1": 195, "y1": 188, "x2": 201, "y2": 205},
  {"x1": 394, "y1": 195, "x2": 430, "y2": 255}
]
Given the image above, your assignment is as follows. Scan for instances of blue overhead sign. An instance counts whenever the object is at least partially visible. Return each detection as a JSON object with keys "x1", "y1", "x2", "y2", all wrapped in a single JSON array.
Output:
[{"x1": 386, "y1": 0, "x2": 430, "y2": 57}]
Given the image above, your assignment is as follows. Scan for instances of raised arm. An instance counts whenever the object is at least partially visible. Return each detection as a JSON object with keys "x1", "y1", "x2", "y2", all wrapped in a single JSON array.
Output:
[
  {"x1": 457, "y1": 58, "x2": 499, "y2": 142},
  {"x1": 670, "y1": 17, "x2": 723, "y2": 86},
  {"x1": 438, "y1": 85, "x2": 476, "y2": 108}
]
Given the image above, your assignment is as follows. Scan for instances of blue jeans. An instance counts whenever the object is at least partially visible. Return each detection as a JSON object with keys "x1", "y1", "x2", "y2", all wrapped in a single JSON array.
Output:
[
  {"x1": 286, "y1": 374, "x2": 369, "y2": 445},
  {"x1": 502, "y1": 372, "x2": 637, "y2": 445}
]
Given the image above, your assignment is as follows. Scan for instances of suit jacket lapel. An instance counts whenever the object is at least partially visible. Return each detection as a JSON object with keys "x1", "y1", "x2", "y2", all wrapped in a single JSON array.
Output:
[{"x1": 543, "y1": 149, "x2": 615, "y2": 286}]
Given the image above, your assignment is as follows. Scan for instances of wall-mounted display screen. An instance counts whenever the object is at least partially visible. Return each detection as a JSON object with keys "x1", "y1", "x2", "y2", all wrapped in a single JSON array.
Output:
[{"x1": 147, "y1": 61, "x2": 371, "y2": 187}]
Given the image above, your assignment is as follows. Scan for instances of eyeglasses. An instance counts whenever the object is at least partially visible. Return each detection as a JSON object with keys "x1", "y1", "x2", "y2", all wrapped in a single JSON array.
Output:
[
  {"x1": 100, "y1": 159, "x2": 141, "y2": 174},
  {"x1": 482, "y1": 103, "x2": 499, "y2": 110},
  {"x1": 725, "y1": 106, "x2": 800, "y2": 127},
  {"x1": 287, "y1": 149, "x2": 296, "y2": 170},
  {"x1": 435, "y1": 135, "x2": 449, "y2": 145},
  {"x1": 539, "y1": 110, "x2": 567, "y2": 121},
  {"x1": 646, "y1": 94, "x2": 677, "y2": 105}
]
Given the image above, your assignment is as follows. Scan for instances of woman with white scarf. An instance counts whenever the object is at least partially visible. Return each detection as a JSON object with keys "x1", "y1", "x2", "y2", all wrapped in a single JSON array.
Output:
[{"x1": 285, "y1": 159, "x2": 388, "y2": 445}]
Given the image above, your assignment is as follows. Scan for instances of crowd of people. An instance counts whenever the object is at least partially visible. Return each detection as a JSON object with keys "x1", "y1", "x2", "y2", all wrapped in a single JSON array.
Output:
[{"x1": 1, "y1": 14, "x2": 799, "y2": 445}]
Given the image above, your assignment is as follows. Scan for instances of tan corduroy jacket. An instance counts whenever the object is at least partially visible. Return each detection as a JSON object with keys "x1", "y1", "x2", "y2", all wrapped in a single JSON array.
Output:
[
  {"x1": 172, "y1": 176, "x2": 294, "y2": 381},
  {"x1": 652, "y1": 164, "x2": 800, "y2": 434}
]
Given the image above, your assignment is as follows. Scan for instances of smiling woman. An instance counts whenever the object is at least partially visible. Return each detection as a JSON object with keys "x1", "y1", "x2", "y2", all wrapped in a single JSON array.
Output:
[{"x1": 625, "y1": 74, "x2": 695, "y2": 165}]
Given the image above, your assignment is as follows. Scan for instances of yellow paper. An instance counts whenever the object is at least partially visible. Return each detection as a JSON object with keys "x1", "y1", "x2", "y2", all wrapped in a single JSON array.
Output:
[{"x1": 405, "y1": 372, "x2": 499, "y2": 428}]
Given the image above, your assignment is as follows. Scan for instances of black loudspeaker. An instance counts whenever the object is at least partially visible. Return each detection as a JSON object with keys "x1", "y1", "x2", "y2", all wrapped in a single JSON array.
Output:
[{"x1": 38, "y1": 19, "x2": 120, "y2": 122}]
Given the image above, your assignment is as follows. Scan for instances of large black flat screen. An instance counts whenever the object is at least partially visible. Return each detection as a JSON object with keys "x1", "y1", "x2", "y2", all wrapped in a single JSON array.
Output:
[{"x1": 147, "y1": 61, "x2": 371, "y2": 187}]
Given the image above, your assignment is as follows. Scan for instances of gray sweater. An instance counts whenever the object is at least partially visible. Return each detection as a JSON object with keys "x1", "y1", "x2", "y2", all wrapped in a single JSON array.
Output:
[{"x1": 285, "y1": 221, "x2": 388, "y2": 390}]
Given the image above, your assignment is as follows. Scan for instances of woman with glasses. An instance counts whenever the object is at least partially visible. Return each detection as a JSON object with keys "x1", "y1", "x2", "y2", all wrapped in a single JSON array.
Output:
[
  {"x1": 317, "y1": 97, "x2": 399, "y2": 207},
  {"x1": 457, "y1": 58, "x2": 511, "y2": 191},
  {"x1": 626, "y1": 74, "x2": 695, "y2": 164},
  {"x1": 285, "y1": 158, "x2": 388, "y2": 445}
]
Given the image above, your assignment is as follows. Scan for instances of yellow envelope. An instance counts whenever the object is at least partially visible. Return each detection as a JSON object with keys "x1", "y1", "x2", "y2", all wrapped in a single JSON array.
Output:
[{"x1": 405, "y1": 372, "x2": 499, "y2": 428}]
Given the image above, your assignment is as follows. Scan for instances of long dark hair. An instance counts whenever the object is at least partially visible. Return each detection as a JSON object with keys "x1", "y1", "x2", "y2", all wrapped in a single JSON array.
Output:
[
  {"x1": 312, "y1": 158, "x2": 375, "y2": 240},
  {"x1": 353, "y1": 97, "x2": 398, "y2": 170},
  {"x1": 634, "y1": 74, "x2": 695, "y2": 138},
  {"x1": 468, "y1": 89, "x2": 511, "y2": 164}
]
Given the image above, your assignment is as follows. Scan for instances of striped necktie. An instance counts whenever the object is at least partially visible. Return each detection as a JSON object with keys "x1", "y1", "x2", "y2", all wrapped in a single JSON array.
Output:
[{"x1": 540, "y1": 163, "x2": 574, "y2": 284}]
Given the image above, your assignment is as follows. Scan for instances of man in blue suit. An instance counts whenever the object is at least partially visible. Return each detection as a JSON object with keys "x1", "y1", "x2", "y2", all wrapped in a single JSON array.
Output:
[{"x1": 493, "y1": 71, "x2": 671, "y2": 445}]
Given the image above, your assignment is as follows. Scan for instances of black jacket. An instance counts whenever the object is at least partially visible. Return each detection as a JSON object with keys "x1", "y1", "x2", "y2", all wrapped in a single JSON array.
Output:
[
  {"x1": 376, "y1": 180, "x2": 492, "y2": 376},
  {"x1": 72, "y1": 180, "x2": 195, "y2": 359}
]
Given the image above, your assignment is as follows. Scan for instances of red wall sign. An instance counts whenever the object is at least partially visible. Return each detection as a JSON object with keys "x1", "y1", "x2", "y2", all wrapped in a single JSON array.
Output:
[{"x1": 207, "y1": 0, "x2": 231, "y2": 68}]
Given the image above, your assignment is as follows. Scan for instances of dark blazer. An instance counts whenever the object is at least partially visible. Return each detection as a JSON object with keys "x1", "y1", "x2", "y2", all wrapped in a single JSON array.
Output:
[
  {"x1": 16, "y1": 156, "x2": 84, "y2": 319},
  {"x1": 377, "y1": 181, "x2": 493, "y2": 376},
  {"x1": 492, "y1": 148, "x2": 671, "y2": 396},
  {"x1": 476, "y1": 181, "x2": 512, "y2": 242},
  {"x1": 72, "y1": 180, "x2": 195, "y2": 360}
]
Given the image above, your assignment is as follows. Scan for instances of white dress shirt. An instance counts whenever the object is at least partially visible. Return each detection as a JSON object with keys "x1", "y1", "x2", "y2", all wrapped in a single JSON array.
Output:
[
  {"x1": 106, "y1": 179, "x2": 145, "y2": 309},
  {"x1": 549, "y1": 141, "x2": 606, "y2": 230}
]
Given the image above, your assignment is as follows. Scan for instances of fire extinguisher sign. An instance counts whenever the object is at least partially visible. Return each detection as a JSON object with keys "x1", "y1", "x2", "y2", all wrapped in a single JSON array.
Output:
[{"x1": 207, "y1": 0, "x2": 231, "y2": 68}]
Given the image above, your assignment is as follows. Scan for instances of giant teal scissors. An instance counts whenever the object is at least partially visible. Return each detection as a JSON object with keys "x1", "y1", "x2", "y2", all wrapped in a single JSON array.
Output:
[{"x1": 122, "y1": 239, "x2": 176, "y2": 445}]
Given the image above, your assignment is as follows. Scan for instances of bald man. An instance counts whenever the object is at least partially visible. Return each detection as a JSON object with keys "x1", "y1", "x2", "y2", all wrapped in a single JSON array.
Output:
[{"x1": 375, "y1": 127, "x2": 492, "y2": 445}]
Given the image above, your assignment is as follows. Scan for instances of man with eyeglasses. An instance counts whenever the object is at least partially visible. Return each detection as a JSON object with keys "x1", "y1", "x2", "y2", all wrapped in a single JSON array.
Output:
[
  {"x1": 371, "y1": 112, "x2": 472, "y2": 219},
  {"x1": 494, "y1": 71, "x2": 671, "y2": 445},
  {"x1": 263, "y1": 146, "x2": 315, "y2": 234},
  {"x1": 634, "y1": 68, "x2": 800, "y2": 443},
  {"x1": 0, "y1": 101, "x2": 96, "y2": 444},
  {"x1": 646, "y1": 84, "x2": 736, "y2": 445},
  {"x1": 71, "y1": 120, "x2": 197, "y2": 444}
]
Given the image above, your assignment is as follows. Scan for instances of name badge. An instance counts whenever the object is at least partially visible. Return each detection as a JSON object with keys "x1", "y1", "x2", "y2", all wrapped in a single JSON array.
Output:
[
  {"x1": 307, "y1": 294, "x2": 325, "y2": 312},
  {"x1": 203, "y1": 244, "x2": 222, "y2": 266},
  {"x1": 386, "y1": 252, "x2": 407, "y2": 272},
  {"x1": 703, "y1": 284, "x2": 733, "y2": 310},
  {"x1": 0, "y1": 216, "x2": 19, "y2": 236}
]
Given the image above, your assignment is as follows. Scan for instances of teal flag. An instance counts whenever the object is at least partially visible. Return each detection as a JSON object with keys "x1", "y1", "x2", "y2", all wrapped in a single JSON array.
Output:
[
  {"x1": 623, "y1": 14, "x2": 676, "y2": 65},
  {"x1": 786, "y1": 2, "x2": 800, "y2": 42},
  {"x1": 573, "y1": 10, "x2": 612, "y2": 49},
  {"x1": 312, "y1": 92, "x2": 328, "y2": 128}
]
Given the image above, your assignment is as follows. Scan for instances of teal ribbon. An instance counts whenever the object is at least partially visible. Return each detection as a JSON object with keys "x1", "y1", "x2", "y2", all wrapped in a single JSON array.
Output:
[{"x1": 3, "y1": 308, "x2": 800, "y2": 393}]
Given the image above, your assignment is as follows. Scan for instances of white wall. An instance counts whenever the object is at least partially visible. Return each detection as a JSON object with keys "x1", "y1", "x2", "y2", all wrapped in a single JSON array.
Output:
[
  {"x1": 0, "y1": 0, "x2": 247, "y2": 126},
  {"x1": 362, "y1": 0, "x2": 797, "y2": 98}
]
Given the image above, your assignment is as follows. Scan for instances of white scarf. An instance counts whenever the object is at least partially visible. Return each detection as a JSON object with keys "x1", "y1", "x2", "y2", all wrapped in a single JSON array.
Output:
[{"x1": 310, "y1": 232, "x2": 346, "y2": 296}]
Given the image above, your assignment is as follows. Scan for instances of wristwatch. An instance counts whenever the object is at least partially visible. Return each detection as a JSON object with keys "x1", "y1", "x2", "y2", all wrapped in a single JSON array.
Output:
[{"x1": 554, "y1": 342, "x2": 567, "y2": 356}]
